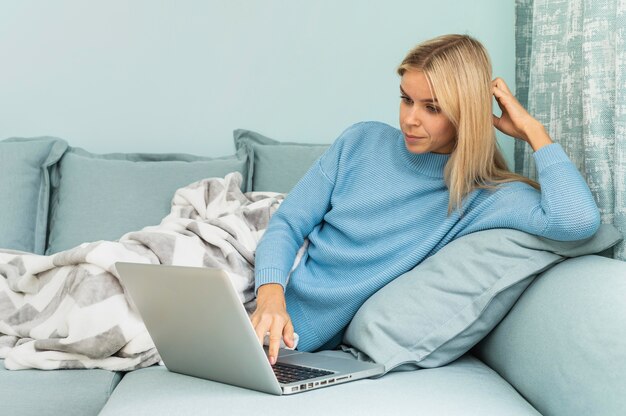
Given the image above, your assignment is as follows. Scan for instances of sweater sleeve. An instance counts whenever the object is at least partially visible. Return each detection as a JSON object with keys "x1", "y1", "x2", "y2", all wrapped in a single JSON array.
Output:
[
  {"x1": 253, "y1": 138, "x2": 342, "y2": 295},
  {"x1": 495, "y1": 143, "x2": 601, "y2": 241}
]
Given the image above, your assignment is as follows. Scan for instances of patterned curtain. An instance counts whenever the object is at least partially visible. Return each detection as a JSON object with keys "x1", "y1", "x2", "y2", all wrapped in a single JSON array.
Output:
[{"x1": 515, "y1": 0, "x2": 626, "y2": 260}]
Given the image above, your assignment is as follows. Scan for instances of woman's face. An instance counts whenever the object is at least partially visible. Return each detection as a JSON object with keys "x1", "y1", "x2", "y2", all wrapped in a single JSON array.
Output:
[{"x1": 399, "y1": 70, "x2": 456, "y2": 154}]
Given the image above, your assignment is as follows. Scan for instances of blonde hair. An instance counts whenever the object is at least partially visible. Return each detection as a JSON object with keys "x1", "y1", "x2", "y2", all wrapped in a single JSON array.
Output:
[{"x1": 397, "y1": 34, "x2": 539, "y2": 213}]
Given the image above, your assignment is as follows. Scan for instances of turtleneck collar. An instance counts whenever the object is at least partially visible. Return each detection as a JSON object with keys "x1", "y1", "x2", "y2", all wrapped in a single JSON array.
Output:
[{"x1": 397, "y1": 130, "x2": 451, "y2": 178}]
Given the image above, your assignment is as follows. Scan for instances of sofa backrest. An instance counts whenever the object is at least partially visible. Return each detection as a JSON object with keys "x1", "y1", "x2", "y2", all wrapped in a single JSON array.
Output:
[
  {"x1": 0, "y1": 137, "x2": 68, "y2": 254},
  {"x1": 0, "y1": 130, "x2": 329, "y2": 254}
]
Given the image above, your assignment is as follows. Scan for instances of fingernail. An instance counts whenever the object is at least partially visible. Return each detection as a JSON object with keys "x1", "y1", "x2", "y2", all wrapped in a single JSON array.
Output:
[{"x1": 270, "y1": 356, "x2": 276, "y2": 365}]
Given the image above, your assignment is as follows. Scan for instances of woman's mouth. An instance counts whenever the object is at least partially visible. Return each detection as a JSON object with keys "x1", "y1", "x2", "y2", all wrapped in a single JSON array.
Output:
[{"x1": 404, "y1": 133, "x2": 427, "y2": 143}]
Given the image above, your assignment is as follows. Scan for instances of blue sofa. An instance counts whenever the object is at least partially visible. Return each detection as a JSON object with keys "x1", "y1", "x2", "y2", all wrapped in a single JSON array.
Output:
[{"x1": 1, "y1": 132, "x2": 625, "y2": 416}]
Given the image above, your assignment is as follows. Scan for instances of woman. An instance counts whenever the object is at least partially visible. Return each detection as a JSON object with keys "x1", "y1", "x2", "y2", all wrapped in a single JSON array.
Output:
[{"x1": 250, "y1": 34, "x2": 600, "y2": 366}]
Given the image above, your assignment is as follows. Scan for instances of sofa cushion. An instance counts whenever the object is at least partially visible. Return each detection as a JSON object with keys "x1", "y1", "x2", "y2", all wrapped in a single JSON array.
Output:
[
  {"x1": 341, "y1": 225, "x2": 622, "y2": 372},
  {"x1": 474, "y1": 254, "x2": 626, "y2": 416},
  {"x1": 0, "y1": 137, "x2": 68, "y2": 254},
  {"x1": 46, "y1": 147, "x2": 248, "y2": 254},
  {"x1": 233, "y1": 129, "x2": 328, "y2": 193},
  {"x1": 0, "y1": 359, "x2": 123, "y2": 416},
  {"x1": 98, "y1": 353, "x2": 540, "y2": 416}
]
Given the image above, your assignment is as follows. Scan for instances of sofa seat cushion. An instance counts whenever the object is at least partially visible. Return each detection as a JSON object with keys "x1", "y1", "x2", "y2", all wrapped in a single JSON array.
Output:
[
  {"x1": 99, "y1": 353, "x2": 540, "y2": 416},
  {"x1": 0, "y1": 359, "x2": 124, "y2": 416}
]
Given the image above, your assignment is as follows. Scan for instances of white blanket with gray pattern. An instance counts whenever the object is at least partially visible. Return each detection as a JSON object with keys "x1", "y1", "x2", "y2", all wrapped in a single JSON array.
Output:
[{"x1": 0, "y1": 172, "x2": 284, "y2": 371}]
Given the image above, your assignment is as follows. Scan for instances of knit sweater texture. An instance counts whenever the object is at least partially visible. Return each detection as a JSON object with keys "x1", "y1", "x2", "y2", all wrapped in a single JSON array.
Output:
[{"x1": 254, "y1": 121, "x2": 601, "y2": 352}]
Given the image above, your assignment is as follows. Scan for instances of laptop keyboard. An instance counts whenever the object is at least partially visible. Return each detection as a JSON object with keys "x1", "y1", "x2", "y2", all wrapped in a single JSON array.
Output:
[{"x1": 272, "y1": 362, "x2": 334, "y2": 384}]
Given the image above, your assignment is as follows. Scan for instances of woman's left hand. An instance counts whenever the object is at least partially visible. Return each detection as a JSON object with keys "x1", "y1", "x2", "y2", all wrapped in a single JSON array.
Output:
[{"x1": 491, "y1": 77, "x2": 544, "y2": 143}]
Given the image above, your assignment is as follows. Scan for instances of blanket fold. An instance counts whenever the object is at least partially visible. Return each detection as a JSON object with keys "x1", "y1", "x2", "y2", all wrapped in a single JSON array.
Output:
[{"x1": 0, "y1": 172, "x2": 284, "y2": 371}]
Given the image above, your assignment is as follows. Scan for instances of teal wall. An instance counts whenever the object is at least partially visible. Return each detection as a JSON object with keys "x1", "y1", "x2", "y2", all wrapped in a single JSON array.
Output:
[{"x1": 0, "y1": 0, "x2": 516, "y2": 167}]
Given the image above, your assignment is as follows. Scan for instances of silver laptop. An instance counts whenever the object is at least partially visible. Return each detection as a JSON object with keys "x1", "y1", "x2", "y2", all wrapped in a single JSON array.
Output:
[{"x1": 115, "y1": 262, "x2": 385, "y2": 395}]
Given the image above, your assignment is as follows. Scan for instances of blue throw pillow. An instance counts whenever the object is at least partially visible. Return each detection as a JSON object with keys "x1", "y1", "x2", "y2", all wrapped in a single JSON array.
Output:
[
  {"x1": 340, "y1": 225, "x2": 623, "y2": 374},
  {"x1": 0, "y1": 137, "x2": 68, "y2": 254},
  {"x1": 233, "y1": 129, "x2": 329, "y2": 193},
  {"x1": 46, "y1": 147, "x2": 249, "y2": 254}
]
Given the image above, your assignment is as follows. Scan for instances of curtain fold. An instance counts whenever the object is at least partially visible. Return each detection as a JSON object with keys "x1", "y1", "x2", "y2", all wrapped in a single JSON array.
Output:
[{"x1": 515, "y1": 0, "x2": 626, "y2": 260}]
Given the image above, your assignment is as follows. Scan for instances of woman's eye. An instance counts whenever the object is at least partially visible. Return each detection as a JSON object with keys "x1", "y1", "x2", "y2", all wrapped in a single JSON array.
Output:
[
  {"x1": 426, "y1": 105, "x2": 440, "y2": 113},
  {"x1": 400, "y1": 95, "x2": 413, "y2": 104}
]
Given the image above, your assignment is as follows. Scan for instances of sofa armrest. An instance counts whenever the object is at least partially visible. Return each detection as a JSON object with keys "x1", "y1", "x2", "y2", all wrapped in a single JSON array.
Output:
[{"x1": 473, "y1": 255, "x2": 626, "y2": 416}]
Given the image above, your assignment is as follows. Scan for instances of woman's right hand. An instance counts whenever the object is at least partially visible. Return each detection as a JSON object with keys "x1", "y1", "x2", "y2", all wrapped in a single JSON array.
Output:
[{"x1": 250, "y1": 283, "x2": 295, "y2": 366}]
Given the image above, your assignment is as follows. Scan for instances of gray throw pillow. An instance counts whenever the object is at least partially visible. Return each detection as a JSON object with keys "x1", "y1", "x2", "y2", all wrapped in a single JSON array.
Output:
[
  {"x1": 340, "y1": 225, "x2": 623, "y2": 374},
  {"x1": 233, "y1": 129, "x2": 329, "y2": 193}
]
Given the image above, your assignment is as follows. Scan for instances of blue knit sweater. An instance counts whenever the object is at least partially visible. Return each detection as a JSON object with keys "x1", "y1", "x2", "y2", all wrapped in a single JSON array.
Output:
[{"x1": 254, "y1": 121, "x2": 600, "y2": 352}]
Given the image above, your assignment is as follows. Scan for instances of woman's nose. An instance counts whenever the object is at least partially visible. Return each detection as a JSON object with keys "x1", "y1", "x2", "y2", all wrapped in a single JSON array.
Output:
[{"x1": 404, "y1": 108, "x2": 422, "y2": 127}]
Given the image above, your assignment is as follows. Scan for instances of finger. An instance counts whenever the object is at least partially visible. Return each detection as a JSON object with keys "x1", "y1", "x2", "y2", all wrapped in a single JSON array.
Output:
[
  {"x1": 493, "y1": 83, "x2": 523, "y2": 111},
  {"x1": 254, "y1": 316, "x2": 270, "y2": 347},
  {"x1": 492, "y1": 84, "x2": 507, "y2": 100},
  {"x1": 493, "y1": 86, "x2": 516, "y2": 115},
  {"x1": 493, "y1": 90, "x2": 507, "y2": 114},
  {"x1": 492, "y1": 77, "x2": 507, "y2": 90},
  {"x1": 496, "y1": 78, "x2": 512, "y2": 94},
  {"x1": 250, "y1": 312, "x2": 259, "y2": 327},
  {"x1": 283, "y1": 320, "x2": 295, "y2": 348},
  {"x1": 268, "y1": 320, "x2": 285, "y2": 365},
  {"x1": 492, "y1": 114, "x2": 501, "y2": 129}
]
